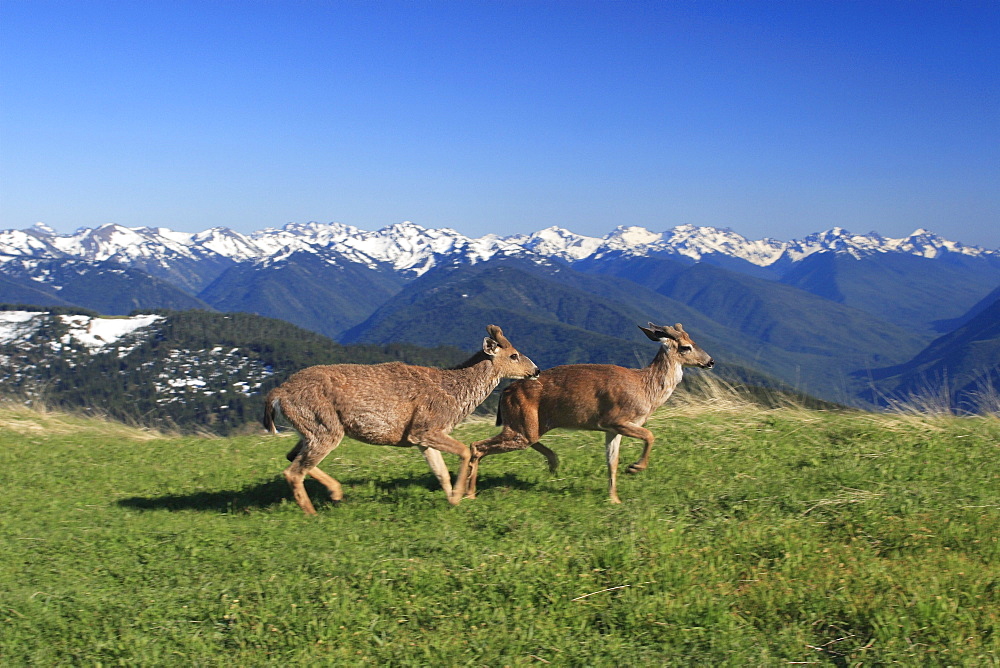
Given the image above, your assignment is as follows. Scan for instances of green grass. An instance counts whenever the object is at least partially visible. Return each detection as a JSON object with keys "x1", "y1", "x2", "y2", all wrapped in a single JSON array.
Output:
[{"x1": 1, "y1": 402, "x2": 998, "y2": 665}]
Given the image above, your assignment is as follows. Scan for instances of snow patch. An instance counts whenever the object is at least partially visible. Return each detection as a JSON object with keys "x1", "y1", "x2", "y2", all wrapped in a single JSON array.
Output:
[
  {"x1": 0, "y1": 311, "x2": 43, "y2": 344},
  {"x1": 0, "y1": 311, "x2": 162, "y2": 350},
  {"x1": 57, "y1": 314, "x2": 163, "y2": 349}
]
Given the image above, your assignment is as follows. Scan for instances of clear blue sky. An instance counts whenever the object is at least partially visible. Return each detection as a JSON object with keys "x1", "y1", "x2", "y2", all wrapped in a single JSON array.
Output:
[{"x1": 2, "y1": 0, "x2": 998, "y2": 247}]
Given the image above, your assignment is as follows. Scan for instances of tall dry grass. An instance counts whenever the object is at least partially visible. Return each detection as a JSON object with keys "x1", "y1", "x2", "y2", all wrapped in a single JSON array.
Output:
[{"x1": 0, "y1": 397, "x2": 166, "y2": 441}]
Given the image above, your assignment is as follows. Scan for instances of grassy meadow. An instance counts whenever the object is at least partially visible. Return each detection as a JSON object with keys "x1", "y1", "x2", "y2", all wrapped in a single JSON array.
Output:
[{"x1": 1, "y1": 394, "x2": 998, "y2": 666}]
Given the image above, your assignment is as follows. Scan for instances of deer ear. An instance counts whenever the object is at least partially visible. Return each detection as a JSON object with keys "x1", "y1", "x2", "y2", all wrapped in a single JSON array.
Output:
[
  {"x1": 639, "y1": 325, "x2": 662, "y2": 341},
  {"x1": 483, "y1": 337, "x2": 501, "y2": 357}
]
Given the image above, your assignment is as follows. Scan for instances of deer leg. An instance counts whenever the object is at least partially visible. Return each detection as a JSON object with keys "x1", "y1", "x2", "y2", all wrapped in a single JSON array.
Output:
[
  {"x1": 286, "y1": 438, "x2": 305, "y2": 462},
  {"x1": 607, "y1": 423, "x2": 655, "y2": 475},
  {"x1": 416, "y1": 431, "x2": 473, "y2": 505},
  {"x1": 283, "y1": 456, "x2": 318, "y2": 515},
  {"x1": 466, "y1": 447, "x2": 484, "y2": 500},
  {"x1": 466, "y1": 427, "x2": 532, "y2": 499},
  {"x1": 282, "y1": 423, "x2": 344, "y2": 515},
  {"x1": 605, "y1": 432, "x2": 623, "y2": 504},
  {"x1": 531, "y1": 442, "x2": 560, "y2": 473},
  {"x1": 418, "y1": 445, "x2": 453, "y2": 498},
  {"x1": 305, "y1": 467, "x2": 343, "y2": 503}
]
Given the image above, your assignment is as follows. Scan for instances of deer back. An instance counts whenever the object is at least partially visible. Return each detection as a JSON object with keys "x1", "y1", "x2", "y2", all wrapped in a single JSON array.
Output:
[
  {"x1": 272, "y1": 362, "x2": 445, "y2": 444},
  {"x1": 502, "y1": 363, "x2": 658, "y2": 433}
]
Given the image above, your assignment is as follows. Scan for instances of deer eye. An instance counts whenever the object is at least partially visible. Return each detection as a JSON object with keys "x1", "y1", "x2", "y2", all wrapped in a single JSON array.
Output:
[
  {"x1": 678, "y1": 345, "x2": 693, "y2": 353},
  {"x1": 510, "y1": 353, "x2": 520, "y2": 361}
]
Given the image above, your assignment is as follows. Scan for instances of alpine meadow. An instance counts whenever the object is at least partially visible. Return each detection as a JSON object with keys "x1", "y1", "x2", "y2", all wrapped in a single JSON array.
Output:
[{"x1": 1, "y1": 387, "x2": 997, "y2": 665}]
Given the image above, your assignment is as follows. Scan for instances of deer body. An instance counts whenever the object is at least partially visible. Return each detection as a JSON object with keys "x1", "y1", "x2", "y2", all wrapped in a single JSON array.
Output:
[
  {"x1": 264, "y1": 326, "x2": 538, "y2": 514},
  {"x1": 467, "y1": 323, "x2": 713, "y2": 503}
]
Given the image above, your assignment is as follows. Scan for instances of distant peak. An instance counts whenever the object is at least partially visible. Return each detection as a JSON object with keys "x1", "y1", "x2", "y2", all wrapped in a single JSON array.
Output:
[
  {"x1": 31, "y1": 222, "x2": 57, "y2": 236},
  {"x1": 383, "y1": 220, "x2": 427, "y2": 231},
  {"x1": 606, "y1": 225, "x2": 661, "y2": 244},
  {"x1": 282, "y1": 220, "x2": 348, "y2": 231},
  {"x1": 537, "y1": 225, "x2": 574, "y2": 235},
  {"x1": 532, "y1": 226, "x2": 586, "y2": 239}
]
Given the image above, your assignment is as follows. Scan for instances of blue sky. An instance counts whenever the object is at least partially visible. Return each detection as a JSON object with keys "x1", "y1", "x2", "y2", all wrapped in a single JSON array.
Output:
[{"x1": 2, "y1": 0, "x2": 998, "y2": 247}]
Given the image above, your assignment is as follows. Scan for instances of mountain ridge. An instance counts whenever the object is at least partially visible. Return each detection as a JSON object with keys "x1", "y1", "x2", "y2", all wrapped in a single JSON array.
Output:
[
  {"x1": 859, "y1": 294, "x2": 1000, "y2": 413},
  {"x1": 3, "y1": 222, "x2": 995, "y2": 284},
  {"x1": 2, "y1": 221, "x2": 998, "y2": 412}
]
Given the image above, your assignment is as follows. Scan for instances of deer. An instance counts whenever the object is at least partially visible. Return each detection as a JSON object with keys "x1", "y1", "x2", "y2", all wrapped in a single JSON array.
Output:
[
  {"x1": 465, "y1": 322, "x2": 714, "y2": 503},
  {"x1": 262, "y1": 325, "x2": 540, "y2": 514}
]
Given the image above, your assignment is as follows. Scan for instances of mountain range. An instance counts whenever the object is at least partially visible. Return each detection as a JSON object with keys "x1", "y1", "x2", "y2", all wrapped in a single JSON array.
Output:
[{"x1": 2, "y1": 221, "x2": 998, "y2": 411}]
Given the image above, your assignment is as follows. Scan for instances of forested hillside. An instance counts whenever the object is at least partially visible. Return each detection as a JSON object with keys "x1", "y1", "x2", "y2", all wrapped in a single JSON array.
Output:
[
  {"x1": 861, "y1": 295, "x2": 1000, "y2": 412},
  {"x1": 0, "y1": 308, "x2": 467, "y2": 434}
]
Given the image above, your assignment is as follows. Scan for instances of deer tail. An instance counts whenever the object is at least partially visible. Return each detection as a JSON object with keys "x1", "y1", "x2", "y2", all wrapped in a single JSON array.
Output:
[{"x1": 262, "y1": 395, "x2": 282, "y2": 434}]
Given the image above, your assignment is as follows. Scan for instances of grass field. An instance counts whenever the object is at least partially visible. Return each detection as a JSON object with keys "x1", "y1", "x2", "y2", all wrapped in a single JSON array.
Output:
[{"x1": 1, "y1": 397, "x2": 998, "y2": 665}]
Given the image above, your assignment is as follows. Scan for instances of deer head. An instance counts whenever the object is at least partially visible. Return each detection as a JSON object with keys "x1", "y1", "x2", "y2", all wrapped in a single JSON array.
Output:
[
  {"x1": 484, "y1": 325, "x2": 540, "y2": 379},
  {"x1": 639, "y1": 322, "x2": 714, "y2": 369}
]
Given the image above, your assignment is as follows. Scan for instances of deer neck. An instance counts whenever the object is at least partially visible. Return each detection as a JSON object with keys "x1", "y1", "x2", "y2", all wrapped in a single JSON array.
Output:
[
  {"x1": 443, "y1": 357, "x2": 503, "y2": 420},
  {"x1": 642, "y1": 345, "x2": 684, "y2": 405}
]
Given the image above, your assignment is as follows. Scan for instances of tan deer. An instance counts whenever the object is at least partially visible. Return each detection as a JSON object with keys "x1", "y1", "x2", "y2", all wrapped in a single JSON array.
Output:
[
  {"x1": 466, "y1": 323, "x2": 713, "y2": 503},
  {"x1": 263, "y1": 325, "x2": 539, "y2": 514}
]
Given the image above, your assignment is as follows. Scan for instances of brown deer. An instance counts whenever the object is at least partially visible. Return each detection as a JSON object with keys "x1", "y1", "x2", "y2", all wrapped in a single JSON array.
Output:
[
  {"x1": 466, "y1": 323, "x2": 714, "y2": 503},
  {"x1": 263, "y1": 325, "x2": 539, "y2": 514}
]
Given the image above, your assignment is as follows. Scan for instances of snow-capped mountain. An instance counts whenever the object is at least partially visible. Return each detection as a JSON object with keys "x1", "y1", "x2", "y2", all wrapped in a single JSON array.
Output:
[
  {"x1": 255, "y1": 221, "x2": 533, "y2": 274},
  {"x1": 2, "y1": 221, "x2": 995, "y2": 280},
  {"x1": 3, "y1": 221, "x2": 998, "y2": 416}
]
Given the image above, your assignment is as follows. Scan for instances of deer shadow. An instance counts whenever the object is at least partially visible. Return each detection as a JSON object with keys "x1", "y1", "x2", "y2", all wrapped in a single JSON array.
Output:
[
  {"x1": 118, "y1": 478, "x2": 295, "y2": 513},
  {"x1": 116, "y1": 471, "x2": 544, "y2": 513}
]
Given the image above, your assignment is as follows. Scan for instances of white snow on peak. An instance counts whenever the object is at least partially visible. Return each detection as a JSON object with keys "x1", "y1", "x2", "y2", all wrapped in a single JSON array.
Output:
[
  {"x1": 1, "y1": 221, "x2": 995, "y2": 275},
  {"x1": 0, "y1": 229, "x2": 59, "y2": 261},
  {"x1": 660, "y1": 225, "x2": 786, "y2": 264},
  {"x1": 505, "y1": 226, "x2": 605, "y2": 261},
  {"x1": 604, "y1": 225, "x2": 664, "y2": 250},
  {"x1": 883, "y1": 228, "x2": 966, "y2": 259},
  {"x1": 777, "y1": 227, "x2": 974, "y2": 262},
  {"x1": 191, "y1": 227, "x2": 261, "y2": 261},
  {"x1": 298, "y1": 221, "x2": 530, "y2": 274}
]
